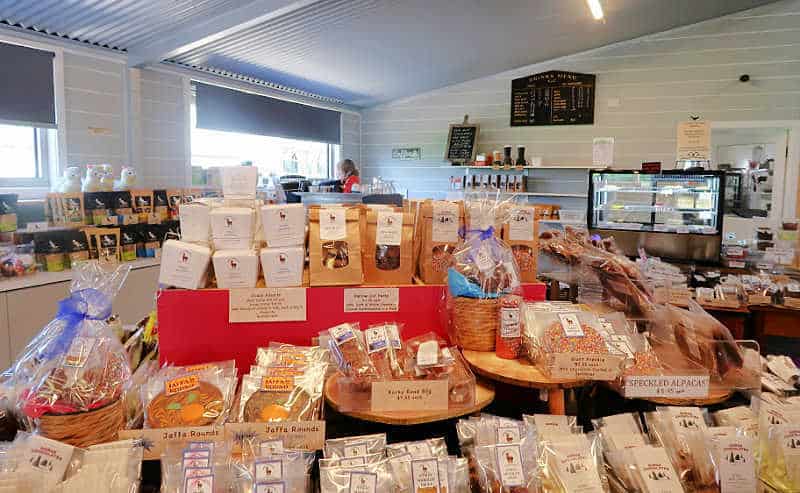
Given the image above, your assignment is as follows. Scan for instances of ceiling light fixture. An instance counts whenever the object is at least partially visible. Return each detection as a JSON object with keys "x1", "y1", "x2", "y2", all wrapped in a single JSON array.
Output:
[{"x1": 586, "y1": 0, "x2": 604, "y2": 20}]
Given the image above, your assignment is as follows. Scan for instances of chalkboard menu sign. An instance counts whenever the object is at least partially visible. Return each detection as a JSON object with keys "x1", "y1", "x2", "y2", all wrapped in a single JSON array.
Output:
[
  {"x1": 511, "y1": 71, "x2": 595, "y2": 126},
  {"x1": 445, "y1": 123, "x2": 479, "y2": 163}
]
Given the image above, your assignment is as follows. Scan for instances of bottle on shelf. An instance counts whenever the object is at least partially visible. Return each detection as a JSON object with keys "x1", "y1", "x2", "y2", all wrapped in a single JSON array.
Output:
[
  {"x1": 502, "y1": 145, "x2": 514, "y2": 167},
  {"x1": 516, "y1": 146, "x2": 527, "y2": 167}
]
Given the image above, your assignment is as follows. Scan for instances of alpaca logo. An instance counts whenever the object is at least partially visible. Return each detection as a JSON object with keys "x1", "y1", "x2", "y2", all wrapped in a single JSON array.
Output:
[
  {"x1": 768, "y1": 414, "x2": 784, "y2": 425},
  {"x1": 117, "y1": 197, "x2": 130, "y2": 208},
  {"x1": 420, "y1": 464, "x2": 428, "y2": 473},
  {"x1": 148, "y1": 232, "x2": 157, "y2": 241},
  {"x1": 360, "y1": 478, "x2": 367, "y2": 485},
  {"x1": 786, "y1": 437, "x2": 800, "y2": 449},
  {"x1": 264, "y1": 465, "x2": 273, "y2": 476},
  {"x1": 137, "y1": 196, "x2": 148, "y2": 207},
  {"x1": 225, "y1": 216, "x2": 234, "y2": 228},
  {"x1": 678, "y1": 418, "x2": 699, "y2": 429},
  {"x1": 726, "y1": 451, "x2": 747, "y2": 464},
  {"x1": 504, "y1": 451, "x2": 515, "y2": 464},
  {"x1": 329, "y1": 212, "x2": 336, "y2": 222},
  {"x1": 170, "y1": 196, "x2": 181, "y2": 206},
  {"x1": 228, "y1": 258, "x2": 239, "y2": 270},
  {"x1": 48, "y1": 240, "x2": 59, "y2": 251},
  {"x1": 0, "y1": 202, "x2": 9, "y2": 213},
  {"x1": 648, "y1": 470, "x2": 672, "y2": 481},
  {"x1": 101, "y1": 235, "x2": 115, "y2": 246},
  {"x1": 123, "y1": 233, "x2": 133, "y2": 243},
  {"x1": 94, "y1": 198, "x2": 105, "y2": 207},
  {"x1": 278, "y1": 253, "x2": 287, "y2": 263},
  {"x1": 564, "y1": 461, "x2": 588, "y2": 474},
  {"x1": 180, "y1": 250, "x2": 191, "y2": 264},
  {"x1": 513, "y1": 213, "x2": 528, "y2": 223},
  {"x1": 437, "y1": 215, "x2": 452, "y2": 224},
  {"x1": 279, "y1": 210, "x2": 287, "y2": 220},
  {"x1": 71, "y1": 240, "x2": 85, "y2": 250},
  {"x1": 502, "y1": 431, "x2": 515, "y2": 443},
  {"x1": 384, "y1": 215, "x2": 394, "y2": 226}
]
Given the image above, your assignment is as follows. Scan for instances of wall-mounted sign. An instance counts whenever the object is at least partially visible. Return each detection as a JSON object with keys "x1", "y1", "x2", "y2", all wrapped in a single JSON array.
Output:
[
  {"x1": 511, "y1": 71, "x2": 595, "y2": 126},
  {"x1": 445, "y1": 123, "x2": 479, "y2": 163},
  {"x1": 676, "y1": 120, "x2": 711, "y2": 161},
  {"x1": 592, "y1": 137, "x2": 614, "y2": 167},
  {"x1": 392, "y1": 147, "x2": 422, "y2": 160}
]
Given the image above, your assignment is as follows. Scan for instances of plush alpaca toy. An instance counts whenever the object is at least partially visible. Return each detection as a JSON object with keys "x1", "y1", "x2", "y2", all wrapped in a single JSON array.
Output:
[
  {"x1": 114, "y1": 167, "x2": 137, "y2": 191},
  {"x1": 99, "y1": 164, "x2": 115, "y2": 191},
  {"x1": 58, "y1": 166, "x2": 82, "y2": 193},
  {"x1": 82, "y1": 165, "x2": 103, "y2": 192}
]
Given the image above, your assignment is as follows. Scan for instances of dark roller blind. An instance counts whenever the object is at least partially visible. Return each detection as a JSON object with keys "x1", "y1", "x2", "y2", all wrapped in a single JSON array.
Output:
[
  {"x1": 0, "y1": 42, "x2": 56, "y2": 128},
  {"x1": 195, "y1": 82, "x2": 341, "y2": 144}
]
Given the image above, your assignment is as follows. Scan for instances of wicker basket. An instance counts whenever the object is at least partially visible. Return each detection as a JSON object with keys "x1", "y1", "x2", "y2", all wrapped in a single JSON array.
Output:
[
  {"x1": 451, "y1": 296, "x2": 499, "y2": 351},
  {"x1": 39, "y1": 399, "x2": 123, "y2": 448}
]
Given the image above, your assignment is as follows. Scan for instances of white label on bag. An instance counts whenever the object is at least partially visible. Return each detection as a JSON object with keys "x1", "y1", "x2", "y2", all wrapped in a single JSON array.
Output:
[
  {"x1": 376, "y1": 211, "x2": 403, "y2": 246},
  {"x1": 256, "y1": 482, "x2": 286, "y2": 493},
  {"x1": 509, "y1": 208, "x2": 535, "y2": 241},
  {"x1": 668, "y1": 407, "x2": 708, "y2": 434},
  {"x1": 416, "y1": 340, "x2": 439, "y2": 367},
  {"x1": 475, "y1": 244, "x2": 495, "y2": 273},
  {"x1": 385, "y1": 323, "x2": 402, "y2": 350},
  {"x1": 343, "y1": 443, "x2": 368, "y2": 458},
  {"x1": 349, "y1": 471, "x2": 377, "y2": 493},
  {"x1": 259, "y1": 440, "x2": 284, "y2": 456},
  {"x1": 23, "y1": 435, "x2": 74, "y2": 489},
  {"x1": 330, "y1": 324, "x2": 356, "y2": 346},
  {"x1": 406, "y1": 442, "x2": 433, "y2": 459},
  {"x1": 365, "y1": 326, "x2": 389, "y2": 354},
  {"x1": 64, "y1": 336, "x2": 96, "y2": 367},
  {"x1": 558, "y1": 313, "x2": 584, "y2": 337},
  {"x1": 320, "y1": 208, "x2": 346, "y2": 240},
  {"x1": 554, "y1": 444, "x2": 604, "y2": 493},
  {"x1": 432, "y1": 202, "x2": 459, "y2": 243},
  {"x1": 496, "y1": 445, "x2": 524, "y2": 487},
  {"x1": 497, "y1": 426, "x2": 522, "y2": 444},
  {"x1": 184, "y1": 475, "x2": 214, "y2": 493},
  {"x1": 718, "y1": 435, "x2": 756, "y2": 493},
  {"x1": 255, "y1": 459, "x2": 283, "y2": 481},
  {"x1": 411, "y1": 458, "x2": 440, "y2": 491},
  {"x1": 500, "y1": 307, "x2": 521, "y2": 338},
  {"x1": 635, "y1": 446, "x2": 684, "y2": 493},
  {"x1": 340, "y1": 457, "x2": 366, "y2": 467}
]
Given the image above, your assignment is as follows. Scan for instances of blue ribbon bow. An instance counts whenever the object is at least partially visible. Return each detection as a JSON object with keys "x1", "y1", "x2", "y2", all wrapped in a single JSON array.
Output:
[
  {"x1": 42, "y1": 288, "x2": 112, "y2": 360},
  {"x1": 459, "y1": 225, "x2": 494, "y2": 240}
]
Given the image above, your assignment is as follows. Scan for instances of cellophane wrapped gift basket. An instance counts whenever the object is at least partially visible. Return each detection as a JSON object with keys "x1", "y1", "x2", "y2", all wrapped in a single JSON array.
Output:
[
  {"x1": 447, "y1": 194, "x2": 522, "y2": 352},
  {"x1": 11, "y1": 261, "x2": 132, "y2": 447}
]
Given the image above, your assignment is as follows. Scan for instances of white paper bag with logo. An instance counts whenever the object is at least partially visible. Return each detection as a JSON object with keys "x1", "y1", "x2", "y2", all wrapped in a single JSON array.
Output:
[
  {"x1": 540, "y1": 433, "x2": 606, "y2": 493},
  {"x1": 474, "y1": 441, "x2": 539, "y2": 492},
  {"x1": 210, "y1": 207, "x2": 255, "y2": 250},
  {"x1": 261, "y1": 204, "x2": 306, "y2": 247},
  {"x1": 213, "y1": 249, "x2": 259, "y2": 289},
  {"x1": 260, "y1": 246, "x2": 304, "y2": 287},
  {"x1": 159, "y1": 240, "x2": 211, "y2": 289}
]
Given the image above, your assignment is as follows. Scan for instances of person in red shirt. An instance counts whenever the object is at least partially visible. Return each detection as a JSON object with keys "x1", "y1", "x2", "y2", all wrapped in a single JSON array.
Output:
[{"x1": 338, "y1": 158, "x2": 361, "y2": 193}]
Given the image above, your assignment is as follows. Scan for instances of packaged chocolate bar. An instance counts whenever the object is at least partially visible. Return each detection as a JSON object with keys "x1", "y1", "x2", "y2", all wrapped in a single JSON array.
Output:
[
  {"x1": 166, "y1": 189, "x2": 183, "y2": 221},
  {"x1": 120, "y1": 226, "x2": 138, "y2": 262},
  {"x1": 85, "y1": 192, "x2": 116, "y2": 226},
  {"x1": 130, "y1": 189, "x2": 153, "y2": 223},
  {"x1": 153, "y1": 189, "x2": 169, "y2": 223},
  {"x1": 66, "y1": 229, "x2": 90, "y2": 266},
  {"x1": 34, "y1": 231, "x2": 66, "y2": 272}
]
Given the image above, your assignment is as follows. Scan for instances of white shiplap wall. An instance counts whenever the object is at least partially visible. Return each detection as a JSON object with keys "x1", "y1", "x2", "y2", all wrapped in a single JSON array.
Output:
[
  {"x1": 132, "y1": 69, "x2": 191, "y2": 188},
  {"x1": 63, "y1": 53, "x2": 127, "y2": 171},
  {"x1": 361, "y1": 0, "x2": 800, "y2": 199},
  {"x1": 341, "y1": 112, "x2": 362, "y2": 166}
]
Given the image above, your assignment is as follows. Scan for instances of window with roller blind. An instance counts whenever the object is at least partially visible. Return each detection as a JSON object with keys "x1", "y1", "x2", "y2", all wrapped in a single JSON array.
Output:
[
  {"x1": 0, "y1": 40, "x2": 59, "y2": 188},
  {"x1": 190, "y1": 82, "x2": 341, "y2": 183}
]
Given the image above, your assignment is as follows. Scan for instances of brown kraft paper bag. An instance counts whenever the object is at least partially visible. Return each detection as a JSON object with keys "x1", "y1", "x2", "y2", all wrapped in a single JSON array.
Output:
[
  {"x1": 502, "y1": 205, "x2": 539, "y2": 283},
  {"x1": 363, "y1": 206, "x2": 414, "y2": 285},
  {"x1": 418, "y1": 200, "x2": 464, "y2": 284},
  {"x1": 309, "y1": 206, "x2": 364, "y2": 286}
]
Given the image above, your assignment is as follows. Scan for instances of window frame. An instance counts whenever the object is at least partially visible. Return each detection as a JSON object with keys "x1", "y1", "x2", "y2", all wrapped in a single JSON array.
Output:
[{"x1": 0, "y1": 125, "x2": 52, "y2": 188}]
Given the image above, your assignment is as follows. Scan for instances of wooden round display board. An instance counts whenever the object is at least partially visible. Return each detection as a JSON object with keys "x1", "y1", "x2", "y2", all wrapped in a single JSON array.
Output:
[
  {"x1": 324, "y1": 373, "x2": 495, "y2": 426},
  {"x1": 461, "y1": 350, "x2": 586, "y2": 415}
]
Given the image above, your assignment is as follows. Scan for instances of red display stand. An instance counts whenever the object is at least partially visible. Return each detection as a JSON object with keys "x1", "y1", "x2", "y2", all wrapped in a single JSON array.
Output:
[{"x1": 158, "y1": 283, "x2": 546, "y2": 375}]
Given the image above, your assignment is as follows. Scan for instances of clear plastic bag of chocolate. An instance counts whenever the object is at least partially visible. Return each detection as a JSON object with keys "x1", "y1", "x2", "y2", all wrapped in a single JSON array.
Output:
[
  {"x1": 319, "y1": 458, "x2": 395, "y2": 493},
  {"x1": 387, "y1": 454, "x2": 470, "y2": 493},
  {"x1": 235, "y1": 452, "x2": 311, "y2": 493},
  {"x1": 645, "y1": 406, "x2": 718, "y2": 493},
  {"x1": 365, "y1": 323, "x2": 406, "y2": 379},
  {"x1": 256, "y1": 344, "x2": 330, "y2": 368},
  {"x1": 591, "y1": 413, "x2": 649, "y2": 492},
  {"x1": 11, "y1": 262, "x2": 132, "y2": 447},
  {"x1": 325, "y1": 323, "x2": 380, "y2": 386}
]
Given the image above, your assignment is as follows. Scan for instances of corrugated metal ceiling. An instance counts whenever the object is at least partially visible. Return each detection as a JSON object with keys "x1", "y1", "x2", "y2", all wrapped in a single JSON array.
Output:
[
  {"x1": 0, "y1": 0, "x2": 782, "y2": 107},
  {"x1": 0, "y1": 0, "x2": 251, "y2": 50}
]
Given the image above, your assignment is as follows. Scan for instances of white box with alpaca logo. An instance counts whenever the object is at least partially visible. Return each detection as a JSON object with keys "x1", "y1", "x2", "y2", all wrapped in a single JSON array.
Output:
[
  {"x1": 260, "y1": 246, "x2": 304, "y2": 287},
  {"x1": 210, "y1": 207, "x2": 255, "y2": 250},
  {"x1": 260, "y1": 204, "x2": 305, "y2": 247},
  {"x1": 213, "y1": 249, "x2": 259, "y2": 289},
  {"x1": 159, "y1": 240, "x2": 211, "y2": 289}
]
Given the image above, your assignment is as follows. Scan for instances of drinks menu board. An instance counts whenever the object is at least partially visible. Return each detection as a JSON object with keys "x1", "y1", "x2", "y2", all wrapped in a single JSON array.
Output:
[{"x1": 511, "y1": 71, "x2": 595, "y2": 126}]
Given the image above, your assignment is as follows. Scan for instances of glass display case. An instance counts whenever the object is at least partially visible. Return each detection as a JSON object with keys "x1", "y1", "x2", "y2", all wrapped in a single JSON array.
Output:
[{"x1": 588, "y1": 170, "x2": 725, "y2": 263}]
